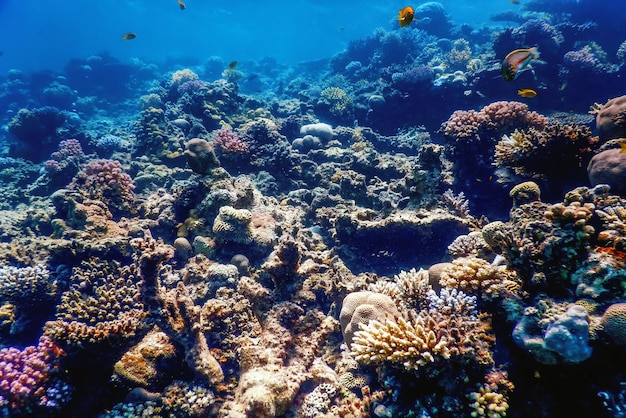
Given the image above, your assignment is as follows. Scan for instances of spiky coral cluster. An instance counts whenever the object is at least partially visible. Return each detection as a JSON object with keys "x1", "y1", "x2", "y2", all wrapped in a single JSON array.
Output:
[
  {"x1": 320, "y1": 86, "x2": 353, "y2": 118},
  {"x1": 213, "y1": 127, "x2": 249, "y2": 154},
  {"x1": 468, "y1": 384, "x2": 509, "y2": 418},
  {"x1": 495, "y1": 199, "x2": 592, "y2": 293},
  {"x1": 133, "y1": 107, "x2": 183, "y2": 161},
  {"x1": 442, "y1": 110, "x2": 489, "y2": 139},
  {"x1": 0, "y1": 264, "x2": 54, "y2": 306},
  {"x1": 469, "y1": 370, "x2": 514, "y2": 417},
  {"x1": 43, "y1": 259, "x2": 146, "y2": 349},
  {"x1": 446, "y1": 38, "x2": 472, "y2": 69},
  {"x1": 69, "y1": 159, "x2": 135, "y2": 215}
]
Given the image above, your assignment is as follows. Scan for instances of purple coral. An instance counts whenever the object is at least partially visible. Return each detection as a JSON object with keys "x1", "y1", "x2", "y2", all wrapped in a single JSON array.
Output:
[
  {"x1": 391, "y1": 65, "x2": 435, "y2": 92},
  {"x1": 562, "y1": 47, "x2": 604, "y2": 75},
  {"x1": 50, "y1": 139, "x2": 83, "y2": 161},
  {"x1": 0, "y1": 336, "x2": 70, "y2": 412}
]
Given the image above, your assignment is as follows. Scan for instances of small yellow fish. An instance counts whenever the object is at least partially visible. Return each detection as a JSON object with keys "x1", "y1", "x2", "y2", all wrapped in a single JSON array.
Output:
[
  {"x1": 227, "y1": 60, "x2": 238, "y2": 72},
  {"x1": 518, "y1": 89, "x2": 537, "y2": 98},
  {"x1": 398, "y1": 6, "x2": 415, "y2": 28},
  {"x1": 122, "y1": 32, "x2": 137, "y2": 40},
  {"x1": 178, "y1": 0, "x2": 186, "y2": 10},
  {"x1": 620, "y1": 142, "x2": 626, "y2": 154}
]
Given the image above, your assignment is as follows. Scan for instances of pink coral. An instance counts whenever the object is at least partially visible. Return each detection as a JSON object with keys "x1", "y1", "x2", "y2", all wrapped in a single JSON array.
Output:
[
  {"x1": 442, "y1": 110, "x2": 489, "y2": 139},
  {"x1": 69, "y1": 159, "x2": 135, "y2": 214},
  {"x1": 50, "y1": 139, "x2": 83, "y2": 161},
  {"x1": 443, "y1": 102, "x2": 548, "y2": 142},
  {"x1": 0, "y1": 336, "x2": 69, "y2": 412},
  {"x1": 481, "y1": 101, "x2": 548, "y2": 131},
  {"x1": 213, "y1": 127, "x2": 249, "y2": 154}
]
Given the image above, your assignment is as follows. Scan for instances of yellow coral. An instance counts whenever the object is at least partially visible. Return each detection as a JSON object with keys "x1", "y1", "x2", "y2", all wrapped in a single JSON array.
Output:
[
  {"x1": 509, "y1": 181, "x2": 541, "y2": 206},
  {"x1": 439, "y1": 257, "x2": 499, "y2": 294},
  {"x1": 468, "y1": 384, "x2": 509, "y2": 418},
  {"x1": 350, "y1": 311, "x2": 452, "y2": 370},
  {"x1": 321, "y1": 87, "x2": 353, "y2": 116}
]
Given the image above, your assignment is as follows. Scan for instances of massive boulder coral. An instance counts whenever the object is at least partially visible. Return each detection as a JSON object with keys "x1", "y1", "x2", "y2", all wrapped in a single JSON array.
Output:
[
  {"x1": 339, "y1": 291, "x2": 400, "y2": 347},
  {"x1": 591, "y1": 94, "x2": 626, "y2": 142},
  {"x1": 512, "y1": 304, "x2": 592, "y2": 364},
  {"x1": 587, "y1": 148, "x2": 626, "y2": 195}
]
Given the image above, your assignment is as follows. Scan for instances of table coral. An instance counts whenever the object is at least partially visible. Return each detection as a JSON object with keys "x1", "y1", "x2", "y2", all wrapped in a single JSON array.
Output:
[{"x1": 43, "y1": 258, "x2": 146, "y2": 349}]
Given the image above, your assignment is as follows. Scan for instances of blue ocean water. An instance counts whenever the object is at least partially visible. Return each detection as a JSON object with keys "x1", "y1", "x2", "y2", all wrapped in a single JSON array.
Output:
[
  {"x1": 0, "y1": 0, "x2": 513, "y2": 72},
  {"x1": 1, "y1": 0, "x2": 626, "y2": 417}
]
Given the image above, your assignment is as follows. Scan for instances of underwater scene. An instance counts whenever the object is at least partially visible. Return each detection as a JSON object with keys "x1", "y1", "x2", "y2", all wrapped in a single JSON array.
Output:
[{"x1": 1, "y1": 0, "x2": 626, "y2": 416}]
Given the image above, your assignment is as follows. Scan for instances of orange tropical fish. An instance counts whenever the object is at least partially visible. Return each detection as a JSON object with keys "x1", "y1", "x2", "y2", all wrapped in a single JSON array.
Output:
[
  {"x1": 122, "y1": 32, "x2": 137, "y2": 40},
  {"x1": 178, "y1": 0, "x2": 186, "y2": 10},
  {"x1": 398, "y1": 6, "x2": 415, "y2": 28},
  {"x1": 517, "y1": 89, "x2": 537, "y2": 98},
  {"x1": 501, "y1": 47, "x2": 540, "y2": 81}
]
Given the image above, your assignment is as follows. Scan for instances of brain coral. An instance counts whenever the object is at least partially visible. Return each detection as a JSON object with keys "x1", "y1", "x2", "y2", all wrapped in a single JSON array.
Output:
[
  {"x1": 600, "y1": 303, "x2": 626, "y2": 345},
  {"x1": 593, "y1": 95, "x2": 626, "y2": 142},
  {"x1": 212, "y1": 205, "x2": 254, "y2": 244},
  {"x1": 339, "y1": 291, "x2": 400, "y2": 347},
  {"x1": 587, "y1": 149, "x2": 626, "y2": 195}
]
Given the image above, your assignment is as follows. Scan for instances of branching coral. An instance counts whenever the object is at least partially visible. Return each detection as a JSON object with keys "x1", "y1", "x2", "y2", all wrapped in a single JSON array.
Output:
[
  {"x1": 43, "y1": 258, "x2": 146, "y2": 349},
  {"x1": 493, "y1": 123, "x2": 597, "y2": 184},
  {"x1": 350, "y1": 309, "x2": 493, "y2": 373}
]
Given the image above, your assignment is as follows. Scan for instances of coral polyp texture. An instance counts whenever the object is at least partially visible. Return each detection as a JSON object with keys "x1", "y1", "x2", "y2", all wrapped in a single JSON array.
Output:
[{"x1": 1, "y1": 3, "x2": 626, "y2": 415}]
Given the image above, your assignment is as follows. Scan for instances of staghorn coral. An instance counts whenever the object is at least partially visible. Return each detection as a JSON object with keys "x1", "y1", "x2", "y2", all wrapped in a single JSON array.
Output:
[
  {"x1": 350, "y1": 308, "x2": 493, "y2": 374},
  {"x1": 319, "y1": 86, "x2": 354, "y2": 120},
  {"x1": 448, "y1": 231, "x2": 492, "y2": 259},
  {"x1": 439, "y1": 256, "x2": 509, "y2": 299},
  {"x1": 394, "y1": 268, "x2": 433, "y2": 310},
  {"x1": 446, "y1": 38, "x2": 472, "y2": 69}
]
